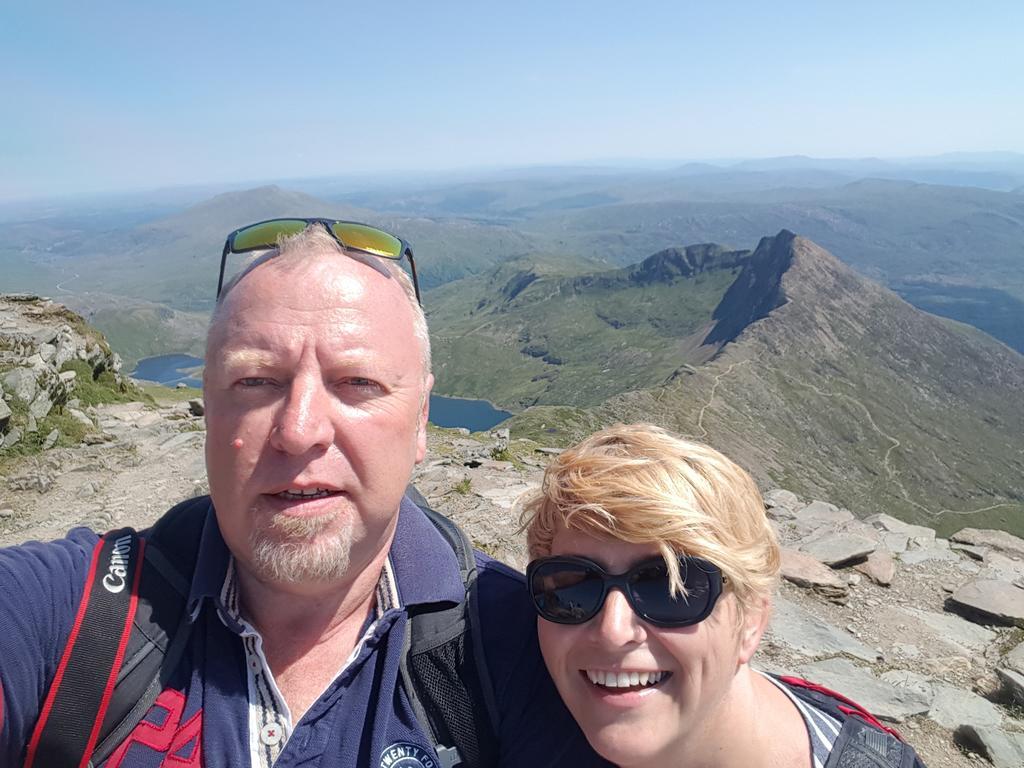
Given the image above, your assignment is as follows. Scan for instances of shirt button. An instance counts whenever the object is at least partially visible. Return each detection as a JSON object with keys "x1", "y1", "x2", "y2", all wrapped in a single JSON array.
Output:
[{"x1": 260, "y1": 722, "x2": 283, "y2": 746}]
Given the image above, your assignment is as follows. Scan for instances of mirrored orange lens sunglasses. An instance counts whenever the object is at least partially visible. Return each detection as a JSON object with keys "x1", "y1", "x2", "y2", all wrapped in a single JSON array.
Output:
[{"x1": 218, "y1": 218, "x2": 420, "y2": 303}]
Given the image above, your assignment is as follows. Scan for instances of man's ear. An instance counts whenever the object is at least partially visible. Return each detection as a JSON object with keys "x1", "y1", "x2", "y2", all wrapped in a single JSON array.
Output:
[
  {"x1": 415, "y1": 374, "x2": 434, "y2": 463},
  {"x1": 737, "y1": 596, "x2": 771, "y2": 665}
]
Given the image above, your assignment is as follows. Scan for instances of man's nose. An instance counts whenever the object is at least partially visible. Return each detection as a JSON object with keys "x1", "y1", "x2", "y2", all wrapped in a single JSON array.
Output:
[
  {"x1": 269, "y1": 374, "x2": 334, "y2": 454},
  {"x1": 591, "y1": 588, "x2": 645, "y2": 646}
]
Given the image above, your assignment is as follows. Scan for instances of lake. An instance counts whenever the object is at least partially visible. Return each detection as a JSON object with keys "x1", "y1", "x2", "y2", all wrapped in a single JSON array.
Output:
[{"x1": 131, "y1": 354, "x2": 511, "y2": 432}]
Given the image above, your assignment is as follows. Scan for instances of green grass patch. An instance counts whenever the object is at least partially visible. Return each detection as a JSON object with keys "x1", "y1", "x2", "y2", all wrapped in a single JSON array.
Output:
[
  {"x1": 61, "y1": 360, "x2": 153, "y2": 407},
  {"x1": 453, "y1": 477, "x2": 473, "y2": 495}
]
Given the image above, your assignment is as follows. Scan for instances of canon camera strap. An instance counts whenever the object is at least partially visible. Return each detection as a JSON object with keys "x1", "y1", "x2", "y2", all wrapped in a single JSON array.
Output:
[{"x1": 24, "y1": 529, "x2": 145, "y2": 768}]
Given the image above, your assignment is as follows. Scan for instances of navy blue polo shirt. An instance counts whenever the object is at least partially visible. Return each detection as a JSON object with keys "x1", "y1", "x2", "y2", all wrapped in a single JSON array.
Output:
[{"x1": 0, "y1": 498, "x2": 607, "y2": 767}]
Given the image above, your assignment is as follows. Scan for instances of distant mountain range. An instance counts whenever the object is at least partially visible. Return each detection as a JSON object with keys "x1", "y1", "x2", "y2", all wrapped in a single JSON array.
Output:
[
  {"x1": 431, "y1": 232, "x2": 1024, "y2": 537},
  {"x1": 1, "y1": 168, "x2": 1022, "y2": 364}
]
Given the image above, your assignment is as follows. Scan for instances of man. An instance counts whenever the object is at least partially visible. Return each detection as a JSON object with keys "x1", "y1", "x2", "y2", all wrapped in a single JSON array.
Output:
[{"x1": 0, "y1": 222, "x2": 604, "y2": 767}]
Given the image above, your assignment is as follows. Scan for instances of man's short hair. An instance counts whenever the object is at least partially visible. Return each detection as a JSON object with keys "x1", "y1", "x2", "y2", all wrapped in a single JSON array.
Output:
[
  {"x1": 522, "y1": 423, "x2": 780, "y2": 618},
  {"x1": 212, "y1": 224, "x2": 431, "y2": 374}
]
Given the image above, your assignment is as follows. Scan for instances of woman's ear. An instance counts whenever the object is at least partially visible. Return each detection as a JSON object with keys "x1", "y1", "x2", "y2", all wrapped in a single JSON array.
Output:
[{"x1": 737, "y1": 596, "x2": 771, "y2": 665}]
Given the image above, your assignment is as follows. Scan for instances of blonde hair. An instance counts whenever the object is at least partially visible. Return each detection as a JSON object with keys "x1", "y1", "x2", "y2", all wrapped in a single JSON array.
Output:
[
  {"x1": 522, "y1": 423, "x2": 779, "y2": 617},
  {"x1": 212, "y1": 224, "x2": 431, "y2": 374}
]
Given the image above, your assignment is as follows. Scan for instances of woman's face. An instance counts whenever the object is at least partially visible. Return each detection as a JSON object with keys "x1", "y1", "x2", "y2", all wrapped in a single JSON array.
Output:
[{"x1": 536, "y1": 527, "x2": 766, "y2": 768}]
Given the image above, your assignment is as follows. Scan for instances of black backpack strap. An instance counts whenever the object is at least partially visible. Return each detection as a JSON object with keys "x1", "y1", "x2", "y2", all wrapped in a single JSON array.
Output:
[
  {"x1": 24, "y1": 528, "x2": 145, "y2": 768},
  {"x1": 400, "y1": 491, "x2": 500, "y2": 768},
  {"x1": 89, "y1": 496, "x2": 210, "y2": 765}
]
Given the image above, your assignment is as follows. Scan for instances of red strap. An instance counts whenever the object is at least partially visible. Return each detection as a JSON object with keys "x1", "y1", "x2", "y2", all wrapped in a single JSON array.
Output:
[
  {"x1": 24, "y1": 540, "x2": 107, "y2": 767},
  {"x1": 779, "y1": 675, "x2": 904, "y2": 741}
]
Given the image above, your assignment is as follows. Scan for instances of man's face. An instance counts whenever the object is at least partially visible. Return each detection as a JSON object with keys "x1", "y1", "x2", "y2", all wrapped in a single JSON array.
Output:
[{"x1": 203, "y1": 250, "x2": 431, "y2": 586}]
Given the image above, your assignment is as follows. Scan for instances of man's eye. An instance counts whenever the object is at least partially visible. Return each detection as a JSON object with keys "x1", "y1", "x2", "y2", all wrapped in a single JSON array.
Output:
[
  {"x1": 238, "y1": 377, "x2": 274, "y2": 387},
  {"x1": 342, "y1": 377, "x2": 381, "y2": 390}
]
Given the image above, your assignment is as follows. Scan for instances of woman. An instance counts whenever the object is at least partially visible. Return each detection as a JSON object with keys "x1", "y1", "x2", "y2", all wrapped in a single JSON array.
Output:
[{"x1": 522, "y1": 424, "x2": 924, "y2": 768}]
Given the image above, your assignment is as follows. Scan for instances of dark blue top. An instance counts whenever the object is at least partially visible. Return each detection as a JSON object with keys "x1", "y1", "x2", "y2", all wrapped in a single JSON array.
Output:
[{"x1": 0, "y1": 498, "x2": 607, "y2": 767}]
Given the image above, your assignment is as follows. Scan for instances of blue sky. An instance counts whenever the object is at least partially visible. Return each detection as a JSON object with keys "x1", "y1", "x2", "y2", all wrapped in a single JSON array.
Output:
[{"x1": 2, "y1": 1, "x2": 1022, "y2": 199}]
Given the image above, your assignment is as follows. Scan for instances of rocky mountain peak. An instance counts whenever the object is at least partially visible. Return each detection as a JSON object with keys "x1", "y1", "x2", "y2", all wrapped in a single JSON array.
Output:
[{"x1": 627, "y1": 242, "x2": 750, "y2": 285}]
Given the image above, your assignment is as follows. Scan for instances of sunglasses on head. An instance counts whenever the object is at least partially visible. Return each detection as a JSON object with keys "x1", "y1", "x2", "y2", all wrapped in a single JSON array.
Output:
[
  {"x1": 526, "y1": 554, "x2": 725, "y2": 628},
  {"x1": 218, "y1": 218, "x2": 420, "y2": 303}
]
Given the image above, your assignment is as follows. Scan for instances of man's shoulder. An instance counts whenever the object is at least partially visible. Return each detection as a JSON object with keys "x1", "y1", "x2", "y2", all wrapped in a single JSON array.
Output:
[{"x1": 0, "y1": 526, "x2": 101, "y2": 580}]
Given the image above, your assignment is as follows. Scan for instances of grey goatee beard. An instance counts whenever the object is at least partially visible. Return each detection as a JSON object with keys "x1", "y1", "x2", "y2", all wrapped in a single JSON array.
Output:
[{"x1": 249, "y1": 508, "x2": 354, "y2": 583}]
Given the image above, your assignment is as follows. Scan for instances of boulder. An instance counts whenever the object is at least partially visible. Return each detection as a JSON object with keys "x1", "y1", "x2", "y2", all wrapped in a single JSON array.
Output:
[
  {"x1": 764, "y1": 488, "x2": 800, "y2": 510},
  {"x1": 799, "y1": 533, "x2": 876, "y2": 567},
  {"x1": 779, "y1": 548, "x2": 849, "y2": 602},
  {"x1": 954, "y1": 725, "x2": 1024, "y2": 768},
  {"x1": 3, "y1": 427, "x2": 22, "y2": 448},
  {"x1": 797, "y1": 658, "x2": 930, "y2": 722},
  {"x1": 68, "y1": 408, "x2": 94, "y2": 429},
  {"x1": 38, "y1": 342, "x2": 57, "y2": 362},
  {"x1": 3, "y1": 367, "x2": 38, "y2": 404},
  {"x1": 952, "y1": 528, "x2": 1024, "y2": 559},
  {"x1": 928, "y1": 682, "x2": 1002, "y2": 730},
  {"x1": 0, "y1": 398, "x2": 10, "y2": 432},
  {"x1": 947, "y1": 580, "x2": 1024, "y2": 627},
  {"x1": 28, "y1": 391, "x2": 52, "y2": 420},
  {"x1": 41, "y1": 429, "x2": 59, "y2": 450},
  {"x1": 187, "y1": 399, "x2": 205, "y2": 417},
  {"x1": 854, "y1": 549, "x2": 897, "y2": 586}
]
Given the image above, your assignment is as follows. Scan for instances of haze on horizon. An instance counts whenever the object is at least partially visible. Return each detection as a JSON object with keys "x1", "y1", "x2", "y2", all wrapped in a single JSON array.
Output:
[{"x1": 3, "y1": 1, "x2": 1023, "y2": 201}]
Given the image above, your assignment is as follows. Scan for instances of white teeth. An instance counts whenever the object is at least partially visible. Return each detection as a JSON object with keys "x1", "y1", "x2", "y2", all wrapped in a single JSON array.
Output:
[
  {"x1": 585, "y1": 669, "x2": 666, "y2": 689},
  {"x1": 279, "y1": 488, "x2": 331, "y2": 499}
]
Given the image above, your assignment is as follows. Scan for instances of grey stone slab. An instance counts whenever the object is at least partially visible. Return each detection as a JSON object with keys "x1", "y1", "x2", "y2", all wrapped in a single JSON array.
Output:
[
  {"x1": 866, "y1": 513, "x2": 937, "y2": 548},
  {"x1": 798, "y1": 658, "x2": 930, "y2": 722},
  {"x1": 898, "y1": 607, "x2": 996, "y2": 653},
  {"x1": 948, "y1": 579, "x2": 1024, "y2": 627},
  {"x1": 881, "y1": 532, "x2": 910, "y2": 554},
  {"x1": 799, "y1": 533, "x2": 877, "y2": 567},
  {"x1": 955, "y1": 725, "x2": 1024, "y2": 768},
  {"x1": 928, "y1": 683, "x2": 1002, "y2": 730},
  {"x1": 978, "y1": 552, "x2": 1024, "y2": 583},
  {"x1": 795, "y1": 500, "x2": 855, "y2": 527},
  {"x1": 0, "y1": 398, "x2": 10, "y2": 431},
  {"x1": 899, "y1": 545, "x2": 961, "y2": 566},
  {"x1": 879, "y1": 669, "x2": 935, "y2": 705},
  {"x1": 950, "y1": 542, "x2": 988, "y2": 561},
  {"x1": 1004, "y1": 641, "x2": 1024, "y2": 674},
  {"x1": 767, "y1": 596, "x2": 880, "y2": 662},
  {"x1": 952, "y1": 528, "x2": 1024, "y2": 559}
]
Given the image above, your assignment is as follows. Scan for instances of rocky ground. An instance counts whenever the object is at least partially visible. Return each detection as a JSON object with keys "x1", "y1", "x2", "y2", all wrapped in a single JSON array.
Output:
[{"x1": 3, "y1": 298, "x2": 1024, "y2": 767}]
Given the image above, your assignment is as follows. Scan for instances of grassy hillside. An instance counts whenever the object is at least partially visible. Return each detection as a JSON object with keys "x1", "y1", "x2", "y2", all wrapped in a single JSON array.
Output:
[
  {"x1": 427, "y1": 245, "x2": 748, "y2": 407},
  {"x1": 505, "y1": 234, "x2": 1024, "y2": 537}
]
